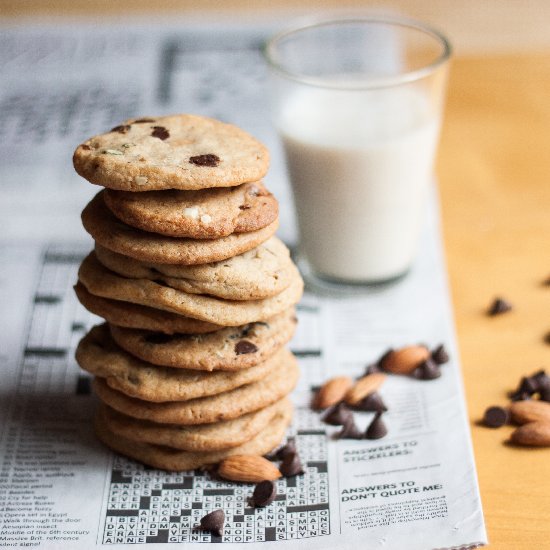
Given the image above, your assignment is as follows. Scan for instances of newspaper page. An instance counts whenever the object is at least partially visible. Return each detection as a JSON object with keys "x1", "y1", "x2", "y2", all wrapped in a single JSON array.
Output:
[{"x1": 0, "y1": 20, "x2": 487, "y2": 550}]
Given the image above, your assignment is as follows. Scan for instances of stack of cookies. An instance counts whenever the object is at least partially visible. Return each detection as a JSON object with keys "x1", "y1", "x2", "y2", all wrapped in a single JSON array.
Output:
[{"x1": 72, "y1": 114, "x2": 303, "y2": 471}]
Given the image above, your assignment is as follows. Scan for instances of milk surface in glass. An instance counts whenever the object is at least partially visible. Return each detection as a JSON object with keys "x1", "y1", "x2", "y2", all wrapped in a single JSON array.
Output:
[{"x1": 280, "y1": 86, "x2": 440, "y2": 282}]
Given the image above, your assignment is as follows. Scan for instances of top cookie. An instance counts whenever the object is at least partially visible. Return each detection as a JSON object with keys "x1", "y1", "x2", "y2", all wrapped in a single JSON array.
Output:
[{"x1": 72, "y1": 114, "x2": 269, "y2": 191}]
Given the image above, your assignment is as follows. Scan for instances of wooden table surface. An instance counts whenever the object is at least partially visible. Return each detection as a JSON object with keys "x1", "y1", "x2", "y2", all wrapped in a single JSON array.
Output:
[{"x1": 3, "y1": 1, "x2": 550, "y2": 548}]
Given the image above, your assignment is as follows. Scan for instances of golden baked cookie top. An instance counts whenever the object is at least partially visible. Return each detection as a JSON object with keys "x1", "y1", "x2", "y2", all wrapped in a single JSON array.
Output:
[{"x1": 73, "y1": 114, "x2": 269, "y2": 191}]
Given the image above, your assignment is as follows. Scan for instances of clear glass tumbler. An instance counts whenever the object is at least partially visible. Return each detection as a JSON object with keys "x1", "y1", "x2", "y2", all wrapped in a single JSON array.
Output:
[{"x1": 263, "y1": 16, "x2": 451, "y2": 287}]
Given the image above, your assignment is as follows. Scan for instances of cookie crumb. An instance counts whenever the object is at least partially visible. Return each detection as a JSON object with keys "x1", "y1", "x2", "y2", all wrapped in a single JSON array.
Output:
[{"x1": 487, "y1": 297, "x2": 512, "y2": 316}]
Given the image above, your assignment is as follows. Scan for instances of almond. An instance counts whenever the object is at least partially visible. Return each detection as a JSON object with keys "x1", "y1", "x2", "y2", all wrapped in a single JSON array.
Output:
[
  {"x1": 382, "y1": 346, "x2": 430, "y2": 375},
  {"x1": 345, "y1": 373, "x2": 387, "y2": 405},
  {"x1": 218, "y1": 455, "x2": 281, "y2": 482},
  {"x1": 313, "y1": 376, "x2": 353, "y2": 409},
  {"x1": 510, "y1": 421, "x2": 550, "y2": 447},
  {"x1": 510, "y1": 400, "x2": 550, "y2": 425}
]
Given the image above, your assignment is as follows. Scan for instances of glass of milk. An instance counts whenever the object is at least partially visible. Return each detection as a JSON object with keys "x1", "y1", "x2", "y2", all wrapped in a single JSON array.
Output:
[{"x1": 263, "y1": 16, "x2": 451, "y2": 287}]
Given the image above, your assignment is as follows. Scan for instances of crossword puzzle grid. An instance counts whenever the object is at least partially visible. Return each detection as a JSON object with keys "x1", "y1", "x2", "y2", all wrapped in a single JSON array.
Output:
[{"x1": 103, "y1": 409, "x2": 330, "y2": 544}]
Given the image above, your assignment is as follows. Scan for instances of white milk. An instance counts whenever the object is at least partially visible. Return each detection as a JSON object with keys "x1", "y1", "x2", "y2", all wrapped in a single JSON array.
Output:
[{"x1": 279, "y1": 87, "x2": 440, "y2": 282}]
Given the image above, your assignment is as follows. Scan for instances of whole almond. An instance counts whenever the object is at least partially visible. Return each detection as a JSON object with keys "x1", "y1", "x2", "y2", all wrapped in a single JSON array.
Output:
[
  {"x1": 314, "y1": 376, "x2": 353, "y2": 409},
  {"x1": 345, "y1": 373, "x2": 387, "y2": 405},
  {"x1": 510, "y1": 421, "x2": 550, "y2": 447},
  {"x1": 510, "y1": 400, "x2": 550, "y2": 425},
  {"x1": 218, "y1": 455, "x2": 281, "y2": 482},
  {"x1": 382, "y1": 346, "x2": 430, "y2": 375}
]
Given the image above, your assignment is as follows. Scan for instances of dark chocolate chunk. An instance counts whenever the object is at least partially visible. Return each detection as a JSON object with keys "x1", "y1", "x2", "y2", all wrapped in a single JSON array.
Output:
[
  {"x1": 111, "y1": 124, "x2": 131, "y2": 134},
  {"x1": 134, "y1": 118, "x2": 156, "y2": 123},
  {"x1": 235, "y1": 340, "x2": 258, "y2": 355},
  {"x1": 431, "y1": 344, "x2": 450, "y2": 365},
  {"x1": 151, "y1": 126, "x2": 169, "y2": 140},
  {"x1": 144, "y1": 333, "x2": 174, "y2": 344},
  {"x1": 533, "y1": 369, "x2": 550, "y2": 389},
  {"x1": 275, "y1": 438, "x2": 296, "y2": 460},
  {"x1": 482, "y1": 406, "x2": 509, "y2": 428},
  {"x1": 199, "y1": 509, "x2": 225, "y2": 537},
  {"x1": 365, "y1": 412, "x2": 388, "y2": 440},
  {"x1": 323, "y1": 402, "x2": 353, "y2": 426},
  {"x1": 540, "y1": 386, "x2": 550, "y2": 402},
  {"x1": 251, "y1": 480, "x2": 276, "y2": 507},
  {"x1": 488, "y1": 297, "x2": 512, "y2": 316},
  {"x1": 510, "y1": 376, "x2": 539, "y2": 400},
  {"x1": 412, "y1": 358, "x2": 441, "y2": 380},
  {"x1": 352, "y1": 392, "x2": 388, "y2": 412},
  {"x1": 520, "y1": 376, "x2": 540, "y2": 394},
  {"x1": 189, "y1": 154, "x2": 220, "y2": 167},
  {"x1": 81, "y1": 144, "x2": 91, "y2": 150},
  {"x1": 239, "y1": 204, "x2": 252, "y2": 210},
  {"x1": 337, "y1": 418, "x2": 363, "y2": 440},
  {"x1": 280, "y1": 451, "x2": 304, "y2": 477}
]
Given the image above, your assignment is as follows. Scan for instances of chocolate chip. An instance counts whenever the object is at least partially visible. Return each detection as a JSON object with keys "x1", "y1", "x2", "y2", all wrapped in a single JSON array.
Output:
[
  {"x1": 365, "y1": 412, "x2": 388, "y2": 440},
  {"x1": 151, "y1": 126, "x2": 169, "y2": 140},
  {"x1": 431, "y1": 344, "x2": 450, "y2": 365},
  {"x1": 280, "y1": 452, "x2": 304, "y2": 477},
  {"x1": 323, "y1": 402, "x2": 353, "y2": 426},
  {"x1": 189, "y1": 154, "x2": 220, "y2": 167},
  {"x1": 352, "y1": 392, "x2": 388, "y2": 412},
  {"x1": 81, "y1": 144, "x2": 91, "y2": 150},
  {"x1": 540, "y1": 386, "x2": 550, "y2": 402},
  {"x1": 199, "y1": 509, "x2": 224, "y2": 537},
  {"x1": 510, "y1": 376, "x2": 539, "y2": 400},
  {"x1": 412, "y1": 358, "x2": 441, "y2": 380},
  {"x1": 482, "y1": 406, "x2": 509, "y2": 428},
  {"x1": 144, "y1": 333, "x2": 174, "y2": 344},
  {"x1": 488, "y1": 297, "x2": 512, "y2": 316},
  {"x1": 251, "y1": 480, "x2": 276, "y2": 507},
  {"x1": 235, "y1": 340, "x2": 258, "y2": 355},
  {"x1": 134, "y1": 118, "x2": 156, "y2": 123},
  {"x1": 510, "y1": 371, "x2": 550, "y2": 401},
  {"x1": 337, "y1": 418, "x2": 363, "y2": 440},
  {"x1": 239, "y1": 204, "x2": 252, "y2": 210},
  {"x1": 533, "y1": 370, "x2": 550, "y2": 389},
  {"x1": 111, "y1": 124, "x2": 131, "y2": 134},
  {"x1": 275, "y1": 438, "x2": 296, "y2": 460},
  {"x1": 521, "y1": 376, "x2": 540, "y2": 394}
]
